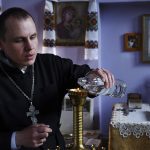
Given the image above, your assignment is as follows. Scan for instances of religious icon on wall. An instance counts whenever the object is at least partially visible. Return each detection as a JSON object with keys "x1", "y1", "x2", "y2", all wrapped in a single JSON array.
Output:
[
  {"x1": 142, "y1": 14, "x2": 150, "y2": 63},
  {"x1": 124, "y1": 33, "x2": 142, "y2": 51},
  {"x1": 54, "y1": 1, "x2": 88, "y2": 46}
]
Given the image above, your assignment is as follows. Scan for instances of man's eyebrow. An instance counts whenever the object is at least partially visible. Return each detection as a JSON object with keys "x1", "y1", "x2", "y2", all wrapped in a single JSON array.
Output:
[
  {"x1": 14, "y1": 33, "x2": 37, "y2": 39},
  {"x1": 13, "y1": 36, "x2": 24, "y2": 39}
]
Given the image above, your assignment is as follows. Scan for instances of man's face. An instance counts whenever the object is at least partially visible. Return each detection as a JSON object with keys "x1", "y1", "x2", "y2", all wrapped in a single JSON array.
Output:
[{"x1": 0, "y1": 16, "x2": 38, "y2": 68}]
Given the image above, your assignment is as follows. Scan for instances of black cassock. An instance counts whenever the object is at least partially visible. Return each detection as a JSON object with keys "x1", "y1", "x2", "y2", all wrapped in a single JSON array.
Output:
[{"x1": 0, "y1": 53, "x2": 91, "y2": 150}]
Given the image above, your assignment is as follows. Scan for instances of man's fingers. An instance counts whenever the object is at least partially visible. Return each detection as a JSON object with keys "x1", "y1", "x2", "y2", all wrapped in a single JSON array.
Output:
[
  {"x1": 37, "y1": 138, "x2": 46, "y2": 144},
  {"x1": 101, "y1": 68, "x2": 115, "y2": 87},
  {"x1": 95, "y1": 68, "x2": 115, "y2": 88},
  {"x1": 37, "y1": 132, "x2": 49, "y2": 139},
  {"x1": 35, "y1": 124, "x2": 52, "y2": 133},
  {"x1": 37, "y1": 126, "x2": 52, "y2": 133}
]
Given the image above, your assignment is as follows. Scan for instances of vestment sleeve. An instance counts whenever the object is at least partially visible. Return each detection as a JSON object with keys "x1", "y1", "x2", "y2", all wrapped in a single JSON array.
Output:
[
  {"x1": 37, "y1": 54, "x2": 92, "y2": 91},
  {"x1": 53, "y1": 55, "x2": 92, "y2": 90},
  {"x1": 0, "y1": 131, "x2": 12, "y2": 149}
]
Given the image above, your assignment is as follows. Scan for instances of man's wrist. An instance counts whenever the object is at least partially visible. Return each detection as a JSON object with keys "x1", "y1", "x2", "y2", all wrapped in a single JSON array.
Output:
[{"x1": 15, "y1": 131, "x2": 22, "y2": 148}]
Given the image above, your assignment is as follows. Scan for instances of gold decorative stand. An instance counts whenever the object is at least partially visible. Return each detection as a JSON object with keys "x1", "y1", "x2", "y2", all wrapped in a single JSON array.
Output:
[{"x1": 68, "y1": 88, "x2": 96, "y2": 150}]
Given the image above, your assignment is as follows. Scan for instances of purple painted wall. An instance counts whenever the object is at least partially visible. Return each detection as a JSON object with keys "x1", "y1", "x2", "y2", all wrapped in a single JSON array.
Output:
[
  {"x1": 100, "y1": 2, "x2": 150, "y2": 136},
  {"x1": 2, "y1": 0, "x2": 150, "y2": 137}
]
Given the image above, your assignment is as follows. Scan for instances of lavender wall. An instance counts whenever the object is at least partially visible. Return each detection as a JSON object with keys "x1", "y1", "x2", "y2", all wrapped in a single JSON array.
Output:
[
  {"x1": 100, "y1": 2, "x2": 150, "y2": 136},
  {"x1": 2, "y1": 0, "x2": 150, "y2": 137}
]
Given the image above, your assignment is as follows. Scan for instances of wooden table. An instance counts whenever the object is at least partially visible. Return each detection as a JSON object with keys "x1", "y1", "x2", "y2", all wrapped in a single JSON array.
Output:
[{"x1": 109, "y1": 103, "x2": 150, "y2": 150}]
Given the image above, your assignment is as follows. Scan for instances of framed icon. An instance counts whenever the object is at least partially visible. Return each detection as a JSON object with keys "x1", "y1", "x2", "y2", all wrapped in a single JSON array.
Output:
[
  {"x1": 142, "y1": 14, "x2": 150, "y2": 62},
  {"x1": 54, "y1": 1, "x2": 88, "y2": 46},
  {"x1": 124, "y1": 33, "x2": 142, "y2": 51}
]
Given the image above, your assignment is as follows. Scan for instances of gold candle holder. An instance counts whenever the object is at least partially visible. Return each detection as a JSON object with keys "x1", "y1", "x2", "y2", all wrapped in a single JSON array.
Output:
[{"x1": 68, "y1": 88, "x2": 89, "y2": 150}]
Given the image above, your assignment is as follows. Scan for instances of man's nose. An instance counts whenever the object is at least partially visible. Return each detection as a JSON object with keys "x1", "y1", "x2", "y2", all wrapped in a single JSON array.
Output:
[{"x1": 25, "y1": 39, "x2": 33, "y2": 51}]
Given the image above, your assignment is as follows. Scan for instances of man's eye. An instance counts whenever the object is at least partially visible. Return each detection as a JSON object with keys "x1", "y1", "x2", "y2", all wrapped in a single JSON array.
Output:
[
  {"x1": 15, "y1": 39, "x2": 23, "y2": 43},
  {"x1": 30, "y1": 35, "x2": 37, "y2": 40}
]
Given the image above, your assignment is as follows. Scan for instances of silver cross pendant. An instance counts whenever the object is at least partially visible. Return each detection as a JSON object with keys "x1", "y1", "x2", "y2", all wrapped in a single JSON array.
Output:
[{"x1": 26, "y1": 102, "x2": 39, "y2": 125}]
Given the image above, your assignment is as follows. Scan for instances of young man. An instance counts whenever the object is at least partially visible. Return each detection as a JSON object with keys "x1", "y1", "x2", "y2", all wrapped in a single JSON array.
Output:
[{"x1": 0, "y1": 7, "x2": 115, "y2": 150}]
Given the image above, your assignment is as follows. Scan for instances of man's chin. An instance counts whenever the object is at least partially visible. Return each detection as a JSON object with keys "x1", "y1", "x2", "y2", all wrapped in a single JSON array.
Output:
[{"x1": 22, "y1": 60, "x2": 35, "y2": 67}]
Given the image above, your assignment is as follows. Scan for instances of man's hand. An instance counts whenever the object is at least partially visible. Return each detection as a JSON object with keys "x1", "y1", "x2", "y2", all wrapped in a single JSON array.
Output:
[
  {"x1": 16, "y1": 124, "x2": 52, "y2": 148},
  {"x1": 94, "y1": 68, "x2": 115, "y2": 88}
]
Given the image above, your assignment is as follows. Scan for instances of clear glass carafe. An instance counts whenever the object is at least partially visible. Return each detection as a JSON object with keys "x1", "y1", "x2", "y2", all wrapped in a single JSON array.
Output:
[{"x1": 77, "y1": 71, "x2": 127, "y2": 98}]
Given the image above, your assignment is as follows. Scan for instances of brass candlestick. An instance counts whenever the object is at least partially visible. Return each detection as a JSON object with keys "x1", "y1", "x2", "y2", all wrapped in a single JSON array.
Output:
[{"x1": 68, "y1": 88, "x2": 89, "y2": 150}]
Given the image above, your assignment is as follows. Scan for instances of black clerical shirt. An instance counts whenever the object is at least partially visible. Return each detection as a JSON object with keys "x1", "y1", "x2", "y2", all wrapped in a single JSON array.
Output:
[{"x1": 0, "y1": 53, "x2": 91, "y2": 150}]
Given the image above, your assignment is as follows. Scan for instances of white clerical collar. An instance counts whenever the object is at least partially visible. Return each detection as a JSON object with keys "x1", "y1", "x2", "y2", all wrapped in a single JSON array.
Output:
[{"x1": 20, "y1": 66, "x2": 27, "y2": 74}]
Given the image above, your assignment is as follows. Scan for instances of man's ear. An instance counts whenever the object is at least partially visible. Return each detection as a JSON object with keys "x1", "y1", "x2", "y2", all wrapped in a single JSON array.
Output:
[
  {"x1": 0, "y1": 39, "x2": 4, "y2": 50},
  {"x1": 0, "y1": 40, "x2": 2, "y2": 49}
]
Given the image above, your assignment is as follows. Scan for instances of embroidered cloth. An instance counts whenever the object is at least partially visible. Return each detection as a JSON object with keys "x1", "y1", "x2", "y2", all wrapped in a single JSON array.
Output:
[{"x1": 110, "y1": 103, "x2": 150, "y2": 138}]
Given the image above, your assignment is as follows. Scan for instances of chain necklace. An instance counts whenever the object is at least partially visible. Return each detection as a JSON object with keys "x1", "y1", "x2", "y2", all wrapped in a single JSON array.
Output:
[{"x1": 0, "y1": 63, "x2": 39, "y2": 125}]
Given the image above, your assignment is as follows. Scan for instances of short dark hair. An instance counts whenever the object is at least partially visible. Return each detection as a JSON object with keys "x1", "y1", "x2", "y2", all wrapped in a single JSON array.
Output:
[{"x1": 0, "y1": 7, "x2": 34, "y2": 40}]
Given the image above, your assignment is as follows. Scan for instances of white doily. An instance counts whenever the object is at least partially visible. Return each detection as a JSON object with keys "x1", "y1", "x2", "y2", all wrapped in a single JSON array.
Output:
[{"x1": 110, "y1": 103, "x2": 150, "y2": 138}]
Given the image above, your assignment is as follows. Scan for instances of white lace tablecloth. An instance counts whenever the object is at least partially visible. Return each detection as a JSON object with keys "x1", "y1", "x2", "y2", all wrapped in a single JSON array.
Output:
[{"x1": 110, "y1": 103, "x2": 150, "y2": 138}]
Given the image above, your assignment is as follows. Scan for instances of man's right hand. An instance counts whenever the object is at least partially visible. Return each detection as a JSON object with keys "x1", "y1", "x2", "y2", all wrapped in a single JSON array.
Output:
[{"x1": 16, "y1": 124, "x2": 52, "y2": 148}]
